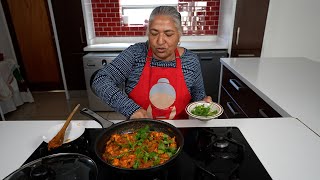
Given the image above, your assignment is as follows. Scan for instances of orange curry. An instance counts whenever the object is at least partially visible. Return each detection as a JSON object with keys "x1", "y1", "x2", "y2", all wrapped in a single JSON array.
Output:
[{"x1": 103, "y1": 125, "x2": 178, "y2": 169}]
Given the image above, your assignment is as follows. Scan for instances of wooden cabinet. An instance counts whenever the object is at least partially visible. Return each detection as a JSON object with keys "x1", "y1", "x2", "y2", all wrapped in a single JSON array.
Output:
[
  {"x1": 220, "y1": 66, "x2": 281, "y2": 118},
  {"x1": 51, "y1": 0, "x2": 87, "y2": 90},
  {"x1": 231, "y1": 0, "x2": 269, "y2": 57}
]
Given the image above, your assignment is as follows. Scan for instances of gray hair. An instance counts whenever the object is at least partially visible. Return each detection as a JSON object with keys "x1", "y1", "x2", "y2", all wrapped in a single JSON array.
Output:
[{"x1": 148, "y1": 6, "x2": 182, "y2": 35}]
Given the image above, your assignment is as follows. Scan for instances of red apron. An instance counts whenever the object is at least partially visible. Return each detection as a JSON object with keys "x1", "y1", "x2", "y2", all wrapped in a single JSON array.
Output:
[{"x1": 128, "y1": 48, "x2": 191, "y2": 120}]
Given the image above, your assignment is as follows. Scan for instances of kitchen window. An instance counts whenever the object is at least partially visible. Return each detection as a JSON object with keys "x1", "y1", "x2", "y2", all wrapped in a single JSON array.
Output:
[
  {"x1": 82, "y1": 0, "x2": 220, "y2": 44},
  {"x1": 120, "y1": 0, "x2": 178, "y2": 25}
]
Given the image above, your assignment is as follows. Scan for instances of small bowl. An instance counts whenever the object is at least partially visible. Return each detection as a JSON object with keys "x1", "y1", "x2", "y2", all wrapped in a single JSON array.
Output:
[{"x1": 185, "y1": 101, "x2": 223, "y2": 121}]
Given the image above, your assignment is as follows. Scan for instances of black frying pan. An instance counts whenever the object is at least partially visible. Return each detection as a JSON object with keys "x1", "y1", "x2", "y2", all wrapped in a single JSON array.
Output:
[{"x1": 80, "y1": 108, "x2": 184, "y2": 174}]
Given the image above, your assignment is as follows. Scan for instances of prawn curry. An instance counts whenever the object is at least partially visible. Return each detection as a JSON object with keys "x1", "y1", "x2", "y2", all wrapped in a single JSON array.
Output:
[{"x1": 103, "y1": 125, "x2": 178, "y2": 169}]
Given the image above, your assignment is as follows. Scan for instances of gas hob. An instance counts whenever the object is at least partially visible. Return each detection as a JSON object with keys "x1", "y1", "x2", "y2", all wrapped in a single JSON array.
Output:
[{"x1": 23, "y1": 127, "x2": 272, "y2": 180}]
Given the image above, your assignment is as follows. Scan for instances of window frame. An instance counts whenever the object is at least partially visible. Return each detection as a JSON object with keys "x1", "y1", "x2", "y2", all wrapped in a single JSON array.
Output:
[{"x1": 81, "y1": 0, "x2": 217, "y2": 45}]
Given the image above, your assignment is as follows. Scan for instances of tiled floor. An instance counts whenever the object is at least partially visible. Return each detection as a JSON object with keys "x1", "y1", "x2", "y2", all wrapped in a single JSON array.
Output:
[{"x1": 4, "y1": 91, "x2": 126, "y2": 121}]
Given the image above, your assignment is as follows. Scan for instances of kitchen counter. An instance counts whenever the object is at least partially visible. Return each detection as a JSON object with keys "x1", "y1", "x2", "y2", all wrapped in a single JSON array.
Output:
[
  {"x1": 1, "y1": 118, "x2": 320, "y2": 180},
  {"x1": 220, "y1": 57, "x2": 320, "y2": 136},
  {"x1": 83, "y1": 38, "x2": 228, "y2": 51}
]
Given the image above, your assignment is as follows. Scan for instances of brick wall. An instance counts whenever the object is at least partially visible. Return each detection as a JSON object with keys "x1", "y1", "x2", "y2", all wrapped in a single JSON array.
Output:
[{"x1": 92, "y1": 0, "x2": 220, "y2": 37}]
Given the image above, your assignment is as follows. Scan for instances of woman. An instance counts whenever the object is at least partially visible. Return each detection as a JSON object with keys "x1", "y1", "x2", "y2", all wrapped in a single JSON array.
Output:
[{"x1": 92, "y1": 6, "x2": 212, "y2": 120}]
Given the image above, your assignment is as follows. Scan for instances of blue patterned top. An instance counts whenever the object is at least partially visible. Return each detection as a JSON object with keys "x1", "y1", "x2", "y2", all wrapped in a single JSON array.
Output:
[{"x1": 92, "y1": 42, "x2": 206, "y2": 118}]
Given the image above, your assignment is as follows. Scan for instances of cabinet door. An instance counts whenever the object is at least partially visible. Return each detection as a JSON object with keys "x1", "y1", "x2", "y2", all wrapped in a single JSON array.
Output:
[
  {"x1": 257, "y1": 100, "x2": 282, "y2": 118},
  {"x1": 222, "y1": 66, "x2": 261, "y2": 115},
  {"x1": 220, "y1": 66, "x2": 282, "y2": 119},
  {"x1": 51, "y1": 0, "x2": 87, "y2": 90},
  {"x1": 231, "y1": 0, "x2": 269, "y2": 57},
  {"x1": 220, "y1": 87, "x2": 248, "y2": 118},
  {"x1": 231, "y1": 49, "x2": 261, "y2": 58},
  {"x1": 63, "y1": 53, "x2": 86, "y2": 90},
  {"x1": 196, "y1": 50, "x2": 228, "y2": 102},
  {"x1": 51, "y1": 0, "x2": 87, "y2": 53},
  {"x1": 3, "y1": 0, "x2": 63, "y2": 90}
]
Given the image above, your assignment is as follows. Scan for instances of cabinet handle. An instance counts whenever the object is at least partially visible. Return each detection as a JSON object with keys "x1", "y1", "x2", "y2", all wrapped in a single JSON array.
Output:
[
  {"x1": 86, "y1": 63, "x2": 96, "y2": 67},
  {"x1": 102, "y1": 59, "x2": 107, "y2": 66},
  {"x1": 80, "y1": 27, "x2": 85, "y2": 44},
  {"x1": 258, "y1": 109, "x2": 269, "y2": 118},
  {"x1": 200, "y1": 57, "x2": 212, "y2": 61},
  {"x1": 229, "y1": 79, "x2": 243, "y2": 91},
  {"x1": 227, "y1": 102, "x2": 240, "y2": 116},
  {"x1": 238, "y1": 54, "x2": 255, "y2": 57},
  {"x1": 236, "y1": 27, "x2": 240, "y2": 45}
]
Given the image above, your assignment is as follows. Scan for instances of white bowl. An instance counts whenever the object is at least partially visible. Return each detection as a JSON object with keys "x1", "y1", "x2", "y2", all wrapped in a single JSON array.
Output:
[
  {"x1": 42, "y1": 122, "x2": 85, "y2": 144},
  {"x1": 185, "y1": 101, "x2": 223, "y2": 121}
]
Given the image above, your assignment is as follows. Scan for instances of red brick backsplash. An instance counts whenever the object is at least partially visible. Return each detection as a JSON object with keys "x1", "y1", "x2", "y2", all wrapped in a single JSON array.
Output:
[{"x1": 92, "y1": 0, "x2": 220, "y2": 37}]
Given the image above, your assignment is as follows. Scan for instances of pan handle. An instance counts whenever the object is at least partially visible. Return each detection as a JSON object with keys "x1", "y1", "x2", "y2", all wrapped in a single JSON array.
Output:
[{"x1": 80, "y1": 108, "x2": 114, "y2": 128}]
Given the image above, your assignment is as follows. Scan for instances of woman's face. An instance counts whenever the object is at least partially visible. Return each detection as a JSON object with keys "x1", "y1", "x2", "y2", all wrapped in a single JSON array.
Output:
[{"x1": 148, "y1": 15, "x2": 180, "y2": 61}]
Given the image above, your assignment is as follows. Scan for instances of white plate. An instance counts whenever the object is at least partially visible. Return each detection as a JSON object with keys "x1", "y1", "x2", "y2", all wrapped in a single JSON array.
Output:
[
  {"x1": 42, "y1": 122, "x2": 85, "y2": 144},
  {"x1": 185, "y1": 101, "x2": 223, "y2": 121}
]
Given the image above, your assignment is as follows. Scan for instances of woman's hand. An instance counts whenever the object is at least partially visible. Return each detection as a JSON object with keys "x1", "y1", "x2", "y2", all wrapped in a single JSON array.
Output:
[
  {"x1": 203, "y1": 96, "x2": 213, "y2": 103},
  {"x1": 130, "y1": 108, "x2": 150, "y2": 119}
]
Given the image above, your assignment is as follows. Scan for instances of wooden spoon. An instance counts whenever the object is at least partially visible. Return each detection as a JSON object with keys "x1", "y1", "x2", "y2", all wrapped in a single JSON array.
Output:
[{"x1": 48, "y1": 104, "x2": 81, "y2": 150}]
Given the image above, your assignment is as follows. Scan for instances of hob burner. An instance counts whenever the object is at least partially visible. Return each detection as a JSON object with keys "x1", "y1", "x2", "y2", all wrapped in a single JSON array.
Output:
[
  {"x1": 189, "y1": 128, "x2": 246, "y2": 180},
  {"x1": 198, "y1": 128, "x2": 244, "y2": 161},
  {"x1": 213, "y1": 138, "x2": 229, "y2": 149}
]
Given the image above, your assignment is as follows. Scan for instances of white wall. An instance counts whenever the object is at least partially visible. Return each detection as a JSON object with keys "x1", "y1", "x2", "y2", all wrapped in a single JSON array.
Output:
[
  {"x1": 0, "y1": 2, "x2": 16, "y2": 62},
  {"x1": 217, "y1": 0, "x2": 236, "y2": 56},
  {"x1": 261, "y1": 0, "x2": 320, "y2": 62}
]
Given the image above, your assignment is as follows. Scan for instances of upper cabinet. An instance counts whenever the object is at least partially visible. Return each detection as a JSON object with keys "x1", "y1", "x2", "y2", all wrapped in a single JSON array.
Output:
[{"x1": 231, "y1": 0, "x2": 269, "y2": 57}]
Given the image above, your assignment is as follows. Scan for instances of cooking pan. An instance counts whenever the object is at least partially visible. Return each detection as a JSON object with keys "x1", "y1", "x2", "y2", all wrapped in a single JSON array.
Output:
[
  {"x1": 80, "y1": 108, "x2": 184, "y2": 174},
  {"x1": 4, "y1": 153, "x2": 98, "y2": 180}
]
